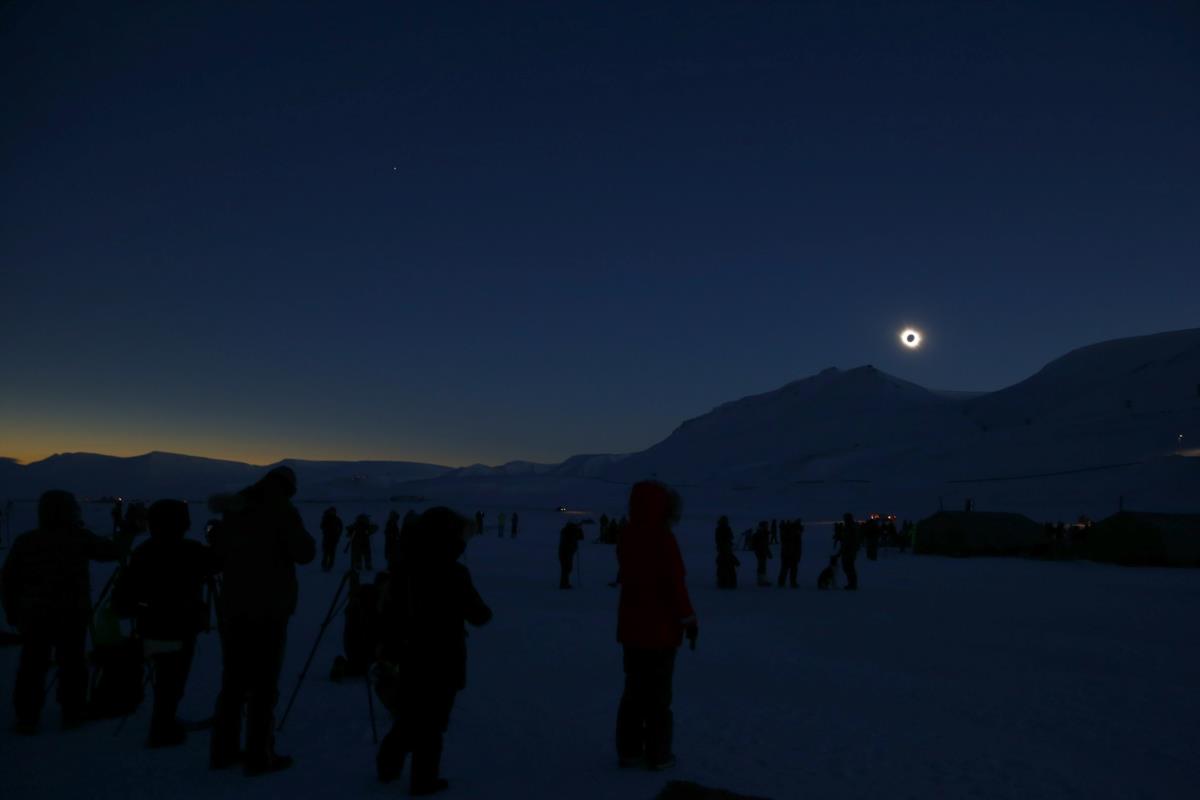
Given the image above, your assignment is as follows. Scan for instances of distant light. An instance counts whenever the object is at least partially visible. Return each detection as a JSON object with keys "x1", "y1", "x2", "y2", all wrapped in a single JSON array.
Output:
[{"x1": 900, "y1": 328, "x2": 923, "y2": 349}]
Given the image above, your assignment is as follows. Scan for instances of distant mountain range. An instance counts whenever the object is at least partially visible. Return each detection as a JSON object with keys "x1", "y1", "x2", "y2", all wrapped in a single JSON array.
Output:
[{"x1": 3, "y1": 328, "x2": 1197, "y2": 515}]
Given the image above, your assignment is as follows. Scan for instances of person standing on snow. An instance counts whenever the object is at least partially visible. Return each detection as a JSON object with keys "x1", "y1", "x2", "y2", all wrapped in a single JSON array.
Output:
[
  {"x1": 346, "y1": 513, "x2": 378, "y2": 571},
  {"x1": 497, "y1": 512, "x2": 507, "y2": 538},
  {"x1": 3, "y1": 490, "x2": 120, "y2": 733},
  {"x1": 836, "y1": 512, "x2": 860, "y2": 590},
  {"x1": 558, "y1": 522, "x2": 584, "y2": 589},
  {"x1": 777, "y1": 518, "x2": 803, "y2": 588},
  {"x1": 615, "y1": 480, "x2": 697, "y2": 771},
  {"x1": 375, "y1": 507, "x2": 492, "y2": 794},
  {"x1": 112, "y1": 499, "x2": 221, "y2": 747},
  {"x1": 510, "y1": 512, "x2": 519, "y2": 538},
  {"x1": 208, "y1": 466, "x2": 315, "y2": 775}
]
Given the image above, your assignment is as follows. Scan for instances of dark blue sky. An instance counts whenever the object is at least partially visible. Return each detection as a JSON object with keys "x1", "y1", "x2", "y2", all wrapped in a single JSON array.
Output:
[{"x1": 2, "y1": 1, "x2": 1197, "y2": 466}]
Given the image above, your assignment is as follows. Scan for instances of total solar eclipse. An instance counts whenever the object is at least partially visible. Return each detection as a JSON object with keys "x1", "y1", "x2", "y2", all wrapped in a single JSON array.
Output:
[{"x1": 900, "y1": 328, "x2": 923, "y2": 349}]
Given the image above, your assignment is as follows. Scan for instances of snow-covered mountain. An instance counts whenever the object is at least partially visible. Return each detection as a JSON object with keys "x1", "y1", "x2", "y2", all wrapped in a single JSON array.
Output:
[
  {"x1": 0, "y1": 451, "x2": 450, "y2": 501},
  {"x1": 2, "y1": 328, "x2": 1196, "y2": 517}
]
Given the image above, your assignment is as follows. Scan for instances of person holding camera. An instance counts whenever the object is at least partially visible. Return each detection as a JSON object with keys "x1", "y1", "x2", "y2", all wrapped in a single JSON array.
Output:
[
  {"x1": 615, "y1": 480, "x2": 697, "y2": 771},
  {"x1": 2, "y1": 490, "x2": 121, "y2": 733}
]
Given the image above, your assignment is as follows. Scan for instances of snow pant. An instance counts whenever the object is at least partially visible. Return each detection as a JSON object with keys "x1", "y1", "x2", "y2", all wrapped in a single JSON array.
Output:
[
  {"x1": 211, "y1": 618, "x2": 288, "y2": 767},
  {"x1": 377, "y1": 686, "x2": 457, "y2": 791},
  {"x1": 777, "y1": 555, "x2": 800, "y2": 587},
  {"x1": 149, "y1": 636, "x2": 196, "y2": 741},
  {"x1": 842, "y1": 551, "x2": 859, "y2": 590},
  {"x1": 616, "y1": 646, "x2": 677, "y2": 764},
  {"x1": 755, "y1": 554, "x2": 769, "y2": 585},
  {"x1": 559, "y1": 554, "x2": 575, "y2": 588},
  {"x1": 511, "y1": 523, "x2": 518, "y2": 538},
  {"x1": 321, "y1": 537, "x2": 338, "y2": 572},
  {"x1": 351, "y1": 540, "x2": 372, "y2": 571},
  {"x1": 13, "y1": 621, "x2": 88, "y2": 726}
]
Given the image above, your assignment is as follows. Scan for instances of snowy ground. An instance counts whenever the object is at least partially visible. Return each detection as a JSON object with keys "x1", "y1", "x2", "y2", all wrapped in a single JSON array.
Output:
[{"x1": 2, "y1": 502, "x2": 1198, "y2": 799}]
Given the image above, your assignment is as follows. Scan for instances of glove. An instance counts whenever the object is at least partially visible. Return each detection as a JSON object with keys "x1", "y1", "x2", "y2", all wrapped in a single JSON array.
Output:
[{"x1": 685, "y1": 621, "x2": 698, "y2": 651}]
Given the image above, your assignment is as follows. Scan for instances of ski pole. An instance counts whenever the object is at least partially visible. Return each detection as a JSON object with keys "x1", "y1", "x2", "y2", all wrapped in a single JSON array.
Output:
[{"x1": 278, "y1": 570, "x2": 352, "y2": 732}]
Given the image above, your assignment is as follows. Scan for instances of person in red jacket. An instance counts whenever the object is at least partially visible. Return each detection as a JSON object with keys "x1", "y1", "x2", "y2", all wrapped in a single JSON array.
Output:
[{"x1": 615, "y1": 480, "x2": 697, "y2": 771}]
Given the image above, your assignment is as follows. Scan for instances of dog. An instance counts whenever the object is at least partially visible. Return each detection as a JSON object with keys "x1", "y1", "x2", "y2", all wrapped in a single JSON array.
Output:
[{"x1": 816, "y1": 554, "x2": 840, "y2": 590}]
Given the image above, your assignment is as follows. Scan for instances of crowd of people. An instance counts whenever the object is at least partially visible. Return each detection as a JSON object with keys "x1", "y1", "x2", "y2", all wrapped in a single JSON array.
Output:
[{"x1": 3, "y1": 479, "x2": 920, "y2": 791}]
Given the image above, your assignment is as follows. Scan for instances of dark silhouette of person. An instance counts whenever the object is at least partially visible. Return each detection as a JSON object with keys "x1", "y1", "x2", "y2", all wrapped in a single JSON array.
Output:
[
  {"x1": 777, "y1": 518, "x2": 803, "y2": 588},
  {"x1": 836, "y1": 513, "x2": 860, "y2": 590},
  {"x1": 615, "y1": 480, "x2": 697, "y2": 771},
  {"x1": 474, "y1": 511, "x2": 484, "y2": 536},
  {"x1": 497, "y1": 512, "x2": 506, "y2": 538},
  {"x1": 2, "y1": 490, "x2": 120, "y2": 733},
  {"x1": 207, "y1": 466, "x2": 315, "y2": 775},
  {"x1": 558, "y1": 522, "x2": 584, "y2": 588},
  {"x1": 375, "y1": 507, "x2": 492, "y2": 794},
  {"x1": 112, "y1": 499, "x2": 220, "y2": 747},
  {"x1": 384, "y1": 510, "x2": 401, "y2": 566},
  {"x1": 599, "y1": 513, "x2": 611, "y2": 543},
  {"x1": 114, "y1": 502, "x2": 149, "y2": 564},
  {"x1": 864, "y1": 517, "x2": 881, "y2": 561},
  {"x1": 714, "y1": 516, "x2": 738, "y2": 589},
  {"x1": 111, "y1": 498, "x2": 124, "y2": 535},
  {"x1": 320, "y1": 507, "x2": 344, "y2": 572},
  {"x1": 714, "y1": 516, "x2": 734, "y2": 553},
  {"x1": 346, "y1": 513, "x2": 378, "y2": 571},
  {"x1": 510, "y1": 511, "x2": 519, "y2": 538},
  {"x1": 769, "y1": 519, "x2": 779, "y2": 545},
  {"x1": 751, "y1": 522, "x2": 772, "y2": 586}
]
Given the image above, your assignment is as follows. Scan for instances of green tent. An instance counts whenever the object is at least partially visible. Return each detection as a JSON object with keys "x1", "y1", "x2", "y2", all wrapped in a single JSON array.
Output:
[
  {"x1": 914, "y1": 511, "x2": 1045, "y2": 557},
  {"x1": 1085, "y1": 512, "x2": 1200, "y2": 567}
]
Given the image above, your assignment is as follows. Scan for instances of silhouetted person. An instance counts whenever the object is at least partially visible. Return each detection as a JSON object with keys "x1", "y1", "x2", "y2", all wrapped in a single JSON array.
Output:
[
  {"x1": 714, "y1": 516, "x2": 738, "y2": 589},
  {"x1": 112, "y1": 499, "x2": 220, "y2": 747},
  {"x1": 769, "y1": 519, "x2": 779, "y2": 546},
  {"x1": 375, "y1": 507, "x2": 492, "y2": 794},
  {"x1": 616, "y1": 481, "x2": 697, "y2": 770},
  {"x1": 559, "y1": 522, "x2": 584, "y2": 588},
  {"x1": 777, "y1": 519, "x2": 803, "y2": 588},
  {"x1": 2, "y1": 490, "x2": 120, "y2": 733},
  {"x1": 320, "y1": 507, "x2": 343, "y2": 572},
  {"x1": 111, "y1": 498, "x2": 124, "y2": 535},
  {"x1": 114, "y1": 502, "x2": 148, "y2": 564},
  {"x1": 497, "y1": 512, "x2": 506, "y2": 538},
  {"x1": 836, "y1": 513, "x2": 860, "y2": 590},
  {"x1": 510, "y1": 511, "x2": 519, "y2": 538},
  {"x1": 346, "y1": 513, "x2": 377, "y2": 571},
  {"x1": 599, "y1": 514, "x2": 611, "y2": 543},
  {"x1": 864, "y1": 518, "x2": 881, "y2": 561},
  {"x1": 752, "y1": 522, "x2": 772, "y2": 586},
  {"x1": 474, "y1": 511, "x2": 484, "y2": 536},
  {"x1": 384, "y1": 511, "x2": 401, "y2": 566},
  {"x1": 714, "y1": 516, "x2": 734, "y2": 554},
  {"x1": 208, "y1": 466, "x2": 315, "y2": 775}
]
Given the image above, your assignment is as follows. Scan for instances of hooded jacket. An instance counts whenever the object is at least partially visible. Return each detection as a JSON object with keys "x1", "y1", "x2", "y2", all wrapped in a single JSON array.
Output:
[
  {"x1": 616, "y1": 481, "x2": 696, "y2": 649},
  {"x1": 208, "y1": 467, "x2": 316, "y2": 623},
  {"x1": 1, "y1": 491, "x2": 119, "y2": 632},
  {"x1": 112, "y1": 502, "x2": 221, "y2": 640}
]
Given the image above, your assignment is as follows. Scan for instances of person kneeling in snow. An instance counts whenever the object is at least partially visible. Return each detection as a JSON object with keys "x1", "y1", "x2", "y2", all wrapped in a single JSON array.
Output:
[
  {"x1": 615, "y1": 481, "x2": 697, "y2": 771},
  {"x1": 375, "y1": 507, "x2": 492, "y2": 795}
]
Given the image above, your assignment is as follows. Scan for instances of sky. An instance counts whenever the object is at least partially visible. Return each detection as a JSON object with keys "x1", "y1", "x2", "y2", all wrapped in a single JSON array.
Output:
[{"x1": 2, "y1": 1, "x2": 1198, "y2": 467}]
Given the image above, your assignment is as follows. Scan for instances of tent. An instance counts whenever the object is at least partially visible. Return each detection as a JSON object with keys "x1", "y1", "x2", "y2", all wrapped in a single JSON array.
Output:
[
  {"x1": 914, "y1": 511, "x2": 1045, "y2": 557},
  {"x1": 1085, "y1": 512, "x2": 1200, "y2": 567}
]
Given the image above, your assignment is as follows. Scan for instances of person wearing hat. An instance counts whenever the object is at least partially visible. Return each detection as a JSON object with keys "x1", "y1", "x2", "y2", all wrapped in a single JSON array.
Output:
[
  {"x1": 207, "y1": 466, "x2": 315, "y2": 775},
  {"x1": 2, "y1": 490, "x2": 120, "y2": 733},
  {"x1": 113, "y1": 499, "x2": 221, "y2": 747},
  {"x1": 375, "y1": 506, "x2": 492, "y2": 794}
]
